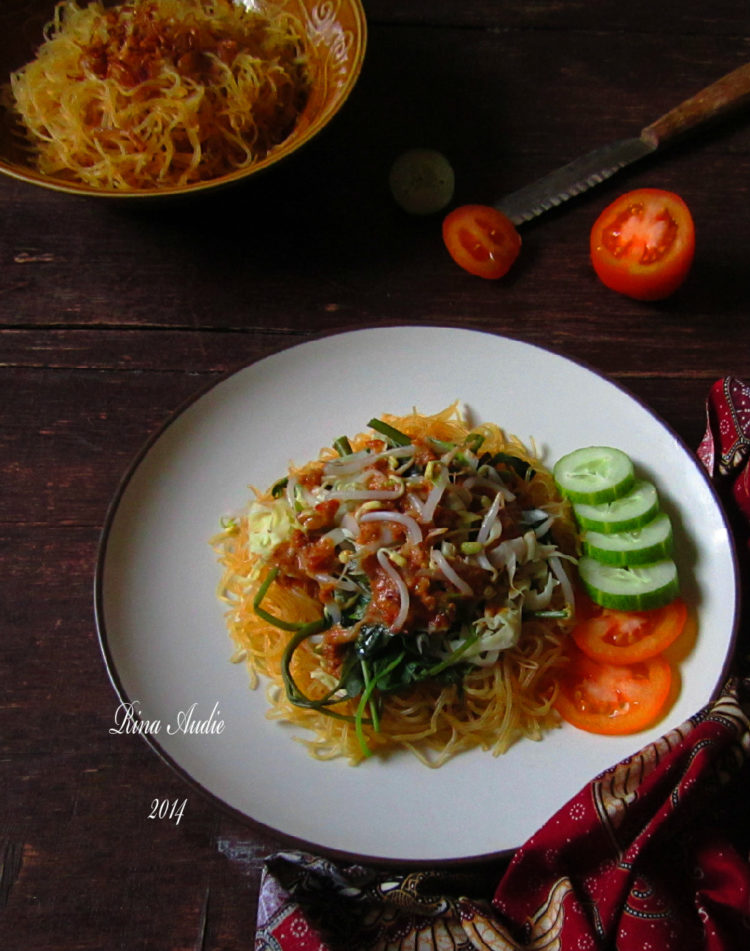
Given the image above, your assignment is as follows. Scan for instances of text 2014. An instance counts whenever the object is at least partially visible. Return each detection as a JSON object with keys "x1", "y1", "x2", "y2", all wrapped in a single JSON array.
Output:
[{"x1": 148, "y1": 798, "x2": 187, "y2": 825}]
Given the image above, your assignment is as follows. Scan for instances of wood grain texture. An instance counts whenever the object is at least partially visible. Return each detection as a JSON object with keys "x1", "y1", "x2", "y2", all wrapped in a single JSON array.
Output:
[{"x1": 1, "y1": 1, "x2": 749, "y2": 947}]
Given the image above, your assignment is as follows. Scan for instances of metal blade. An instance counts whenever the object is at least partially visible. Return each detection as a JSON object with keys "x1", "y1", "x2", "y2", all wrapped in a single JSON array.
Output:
[{"x1": 495, "y1": 136, "x2": 656, "y2": 225}]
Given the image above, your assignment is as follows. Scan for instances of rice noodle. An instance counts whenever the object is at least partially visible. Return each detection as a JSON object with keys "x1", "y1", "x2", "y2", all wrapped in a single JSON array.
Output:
[{"x1": 4, "y1": 0, "x2": 312, "y2": 190}]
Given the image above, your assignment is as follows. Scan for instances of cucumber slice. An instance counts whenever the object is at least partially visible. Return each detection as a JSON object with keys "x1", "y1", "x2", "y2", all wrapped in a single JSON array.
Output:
[
  {"x1": 582, "y1": 512, "x2": 673, "y2": 566},
  {"x1": 573, "y1": 480, "x2": 659, "y2": 534},
  {"x1": 579, "y1": 556, "x2": 679, "y2": 610},
  {"x1": 553, "y1": 446, "x2": 635, "y2": 505}
]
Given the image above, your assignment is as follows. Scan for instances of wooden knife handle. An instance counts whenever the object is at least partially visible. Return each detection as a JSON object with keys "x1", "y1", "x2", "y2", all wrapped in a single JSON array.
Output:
[{"x1": 641, "y1": 61, "x2": 750, "y2": 147}]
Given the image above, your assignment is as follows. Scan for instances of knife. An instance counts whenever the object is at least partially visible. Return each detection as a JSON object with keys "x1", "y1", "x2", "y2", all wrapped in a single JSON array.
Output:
[{"x1": 495, "y1": 61, "x2": 750, "y2": 225}]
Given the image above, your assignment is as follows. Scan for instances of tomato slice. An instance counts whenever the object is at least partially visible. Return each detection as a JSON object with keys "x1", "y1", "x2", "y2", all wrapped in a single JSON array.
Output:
[
  {"x1": 571, "y1": 598, "x2": 687, "y2": 665},
  {"x1": 590, "y1": 188, "x2": 695, "y2": 300},
  {"x1": 555, "y1": 646, "x2": 672, "y2": 735},
  {"x1": 442, "y1": 204, "x2": 521, "y2": 279}
]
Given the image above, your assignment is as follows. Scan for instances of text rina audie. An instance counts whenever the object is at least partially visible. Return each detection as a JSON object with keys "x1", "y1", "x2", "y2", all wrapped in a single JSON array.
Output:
[{"x1": 109, "y1": 700, "x2": 225, "y2": 736}]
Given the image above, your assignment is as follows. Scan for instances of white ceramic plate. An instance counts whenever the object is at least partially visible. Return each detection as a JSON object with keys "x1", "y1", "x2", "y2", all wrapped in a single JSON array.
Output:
[{"x1": 95, "y1": 326, "x2": 739, "y2": 864}]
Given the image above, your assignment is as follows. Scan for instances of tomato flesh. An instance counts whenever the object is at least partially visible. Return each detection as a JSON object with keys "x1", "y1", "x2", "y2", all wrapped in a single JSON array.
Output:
[
  {"x1": 555, "y1": 646, "x2": 672, "y2": 735},
  {"x1": 442, "y1": 204, "x2": 521, "y2": 280},
  {"x1": 572, "y1": 598, "x2": 687, "y2": 665},
  {"x1": 590, "y1": 188, "x2": 695, "y2": 300}
]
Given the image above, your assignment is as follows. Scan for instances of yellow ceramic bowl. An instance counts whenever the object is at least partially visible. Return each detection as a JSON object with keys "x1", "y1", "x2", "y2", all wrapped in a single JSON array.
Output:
[{"x1": 0, "y1": 0, "x2": 367, "y2": 198}]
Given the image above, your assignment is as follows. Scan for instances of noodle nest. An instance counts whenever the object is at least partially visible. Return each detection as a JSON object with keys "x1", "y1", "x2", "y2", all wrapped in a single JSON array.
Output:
[
  {"x1": 4, "y1": 0, "x2": 312, "y2": 189},
  {"x1": 213, "y1": 405, "x2": 579, "y2": 767}
]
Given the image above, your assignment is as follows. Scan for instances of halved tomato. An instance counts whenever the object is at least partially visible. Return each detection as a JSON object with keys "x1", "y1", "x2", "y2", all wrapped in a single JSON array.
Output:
[
  {"x1": 571, "y1": 598, "x2": 687, "y2": 665},
  {"x1": 590, "y1": 188, "x2": 695, "y2": 300},
  {"x1": 555, "y1": 646, "x2": 672, "y2": 735},
  {"x1": 442, "y1": 204, "x2": 521, "y2": 279}
]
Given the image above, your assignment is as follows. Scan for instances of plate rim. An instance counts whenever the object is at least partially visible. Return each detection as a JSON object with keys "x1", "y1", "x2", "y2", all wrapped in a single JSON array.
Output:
[{"x1": 93, "y1": 322, "x2": 742, "y2": 866}]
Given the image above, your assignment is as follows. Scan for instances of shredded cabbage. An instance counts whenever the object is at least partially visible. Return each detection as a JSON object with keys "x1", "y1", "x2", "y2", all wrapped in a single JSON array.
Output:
[{"x1": 245, "y1": 497, "x2": 297, "y2": 557}]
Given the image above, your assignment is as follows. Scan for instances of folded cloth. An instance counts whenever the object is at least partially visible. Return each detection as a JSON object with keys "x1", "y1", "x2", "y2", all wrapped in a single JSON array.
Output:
[
  {"x1": 491, "y1": 677, "x2": 750, "y2": 949},
  {"x1": 255, "y1": 377, "x2": 750, "y2": 951},
  {"x1": 699, "y1": 376, "x2": 750, "y2": 524}
]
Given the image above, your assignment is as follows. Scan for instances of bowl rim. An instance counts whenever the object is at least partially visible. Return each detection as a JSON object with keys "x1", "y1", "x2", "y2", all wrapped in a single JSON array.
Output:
[{"x1": 0, "y1": 0, "x2": 368, "y2": 198}]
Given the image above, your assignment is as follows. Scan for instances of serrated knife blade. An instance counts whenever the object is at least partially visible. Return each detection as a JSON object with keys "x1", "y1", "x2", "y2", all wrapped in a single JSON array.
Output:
[{"x1": 496, "y1": 61, "x2": 750, "y2": 226}]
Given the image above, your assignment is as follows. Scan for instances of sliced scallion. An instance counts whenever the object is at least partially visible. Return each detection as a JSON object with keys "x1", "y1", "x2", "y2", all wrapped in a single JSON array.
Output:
[
  {"x1": 367, "y1": 418, "x2": 412, "y2": 447},
  {"x1": 333, "y1": 435, "x2": 353, "y2": 457}
]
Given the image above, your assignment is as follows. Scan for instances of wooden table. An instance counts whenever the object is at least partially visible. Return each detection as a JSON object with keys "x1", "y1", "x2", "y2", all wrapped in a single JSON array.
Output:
[{"x1": 2, "y1": 1, "x2": 749, "y2": 947}]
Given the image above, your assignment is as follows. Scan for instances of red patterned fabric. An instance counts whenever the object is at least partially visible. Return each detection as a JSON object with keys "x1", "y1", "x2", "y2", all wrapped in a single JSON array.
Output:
[
  {"x1": 492, "y1": 680, "x2": 750, "y2": 949},
  {"x1": 698, "y1": 376, "x2": 750, "y2": 522},
  {"x1": 255, "y1": 377, "x2": 750, "y2": 951}
]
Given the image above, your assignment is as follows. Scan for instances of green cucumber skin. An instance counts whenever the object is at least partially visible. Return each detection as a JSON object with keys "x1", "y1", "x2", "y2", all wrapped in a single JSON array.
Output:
[
  {"x1": 573, "y1": 480, "x2": 660, "y2": 534},
  {"x1": 582, "y1": 538, "x2": 672, "y2": 567},
  {"x1": 560, "y1": 476, "x2": 636, "y2": 506},
  {"x1": 582, "y1": 513, "x2": 673, "y2": 567},
  {"x1": 575, "y1": 504, "x2": 659, "y2": 535},
  {"x1": 581, "y1": 577, "x2": 679, "y2": 611},
  {"x1": 555, "y1": 447, "x2": 682, "y2": 608},
  {"x1": 579, "y1": 557, "x2": 679, "y2": 611},
  {"x1": 553, "y1": 446, "x2": 635, "y2": 506}
]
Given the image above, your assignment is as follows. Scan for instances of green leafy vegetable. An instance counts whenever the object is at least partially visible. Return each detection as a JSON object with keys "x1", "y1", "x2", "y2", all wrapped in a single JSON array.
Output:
[
  {"x1": 253, "y1": 568, "x2": 306, "y2": 633},
  {"x1": 255, "y1": 568, "x2": 363, "y2": 724},
  {"x1": 354, "y1": 651, "x2": 405, "y2": 757},
  {"x1": 489, "y1": 452, "x2": 534, "y2": 480}
]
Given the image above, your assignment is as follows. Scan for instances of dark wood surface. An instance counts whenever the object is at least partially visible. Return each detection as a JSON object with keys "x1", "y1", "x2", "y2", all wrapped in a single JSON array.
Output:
[{"x1": 2, "y1": 2, "x2": 750, "y2": 947}]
